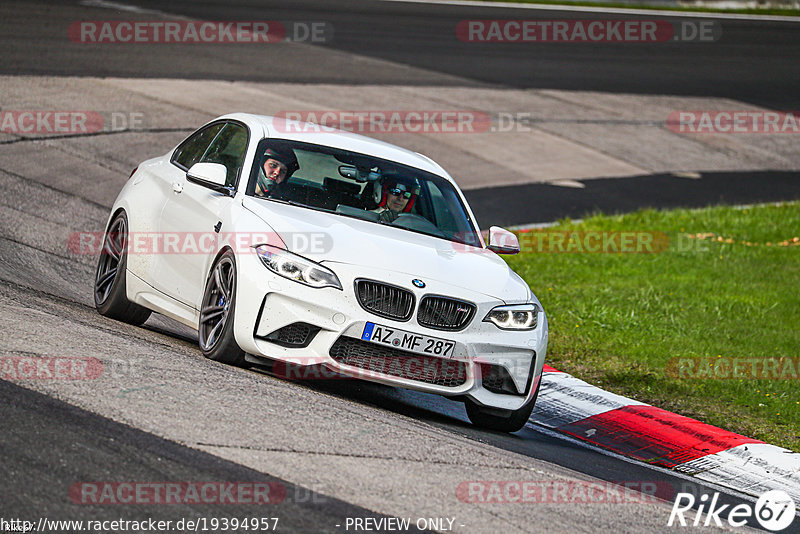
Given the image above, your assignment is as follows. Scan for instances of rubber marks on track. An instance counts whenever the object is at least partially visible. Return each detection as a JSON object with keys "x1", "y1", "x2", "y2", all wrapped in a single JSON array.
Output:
[{"x1": 532, "y1": 367, "x2": 800, "y2": 500}]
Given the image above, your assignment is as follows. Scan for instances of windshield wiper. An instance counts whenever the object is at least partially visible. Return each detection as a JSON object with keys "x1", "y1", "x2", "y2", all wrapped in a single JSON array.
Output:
[{"x1": 261, "y1": 197, "x2": 306, "y2": 208}]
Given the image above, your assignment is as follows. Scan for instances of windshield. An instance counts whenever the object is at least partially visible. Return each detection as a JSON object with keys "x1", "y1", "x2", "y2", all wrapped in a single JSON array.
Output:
[{"x1": 246, "y1": 139, "x2": 482, "y2": 247}]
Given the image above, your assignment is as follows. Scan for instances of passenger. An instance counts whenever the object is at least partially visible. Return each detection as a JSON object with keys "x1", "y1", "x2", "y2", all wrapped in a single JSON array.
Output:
[
  {"x1": 372, "y1": 175, "x2": 420, "y2": 223},
  {"x1": 255, "y1": 147, "x2": 299, "y2": 199}
]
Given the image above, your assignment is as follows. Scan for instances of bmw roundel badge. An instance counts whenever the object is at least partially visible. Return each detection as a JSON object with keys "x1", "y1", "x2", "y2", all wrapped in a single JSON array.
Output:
[{"x1": 412, "y1": 279, "x2": 425, "y2": 288}]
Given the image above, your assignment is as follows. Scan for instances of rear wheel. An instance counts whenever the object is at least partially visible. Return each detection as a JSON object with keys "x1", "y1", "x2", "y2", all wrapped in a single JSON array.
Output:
[
  {"x1": 465, "y1": 379, "x2": 541, "y2": 433},
  {"x1": 94, "y1": 212, "x2": 151, "y2": 325},
  {"x1": 199, "y1": 251, "x2": 246, "y2": 366}
]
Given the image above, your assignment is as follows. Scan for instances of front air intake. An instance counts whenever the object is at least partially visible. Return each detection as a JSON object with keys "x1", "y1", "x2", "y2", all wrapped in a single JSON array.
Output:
[
  {"x1": 263, "y1": 322, "x2": 319, "y2": 348},
  {"x1": 329, "y1": 336, "x2": 468, "y2": 387}
]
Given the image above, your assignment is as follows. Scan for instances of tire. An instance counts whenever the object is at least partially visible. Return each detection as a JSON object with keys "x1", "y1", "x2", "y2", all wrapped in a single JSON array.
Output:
[
  {"x1": 94, "y1": 212, "x2": 152, "y2": 325},
  {"x1": 465, "y1": 378, "x2": 541, "y2": 433},
  {"x1": 198, "y1": 250, "x2": 246, "y2": 366}
]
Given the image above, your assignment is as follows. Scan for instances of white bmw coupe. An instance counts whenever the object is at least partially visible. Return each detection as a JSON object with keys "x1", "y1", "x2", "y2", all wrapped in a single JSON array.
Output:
[{"x1": 95, "y1": 113, "x2": 548, "y2": 432}]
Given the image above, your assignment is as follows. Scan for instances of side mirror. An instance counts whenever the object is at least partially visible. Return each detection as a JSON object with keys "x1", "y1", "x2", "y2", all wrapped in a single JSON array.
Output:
[
  {"x1": 486, "y1": 226, "x2": 520, "y2": 254},
  {"x1": 186, "y1": 162, "x2": 232, "y2": 195}
]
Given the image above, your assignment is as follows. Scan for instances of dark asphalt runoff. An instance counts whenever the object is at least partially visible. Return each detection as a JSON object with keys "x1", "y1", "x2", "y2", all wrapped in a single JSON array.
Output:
[
  {"x1": 0, "y1": 379, "x2": 431, "y2": 533},
  {"x1": 465, "y1": 170, "x2": 800, "y2": 226},
  {"x1": 1, "y1": 0, "x2": 799, "y2": 108}
]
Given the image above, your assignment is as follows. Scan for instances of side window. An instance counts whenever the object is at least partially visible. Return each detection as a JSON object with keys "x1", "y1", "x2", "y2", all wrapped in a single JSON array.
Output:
[
  {"x1": 426, "y1": 180, "x2": 478, "y2": 245},
  {"x1": 426, "y1": 182, "x2": 450, "y2": 228},
  {"x1": 172, "y1": 123, "x2": 225, "y2": 170},
  {"x1": 201, "y1": 123, "x2": 249, "y2": 187}
]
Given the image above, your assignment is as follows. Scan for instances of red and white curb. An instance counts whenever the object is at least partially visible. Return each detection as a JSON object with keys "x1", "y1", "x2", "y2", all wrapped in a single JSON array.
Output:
[{"x1": 532, "y1": 365, "x2": 800, "y2": 502}]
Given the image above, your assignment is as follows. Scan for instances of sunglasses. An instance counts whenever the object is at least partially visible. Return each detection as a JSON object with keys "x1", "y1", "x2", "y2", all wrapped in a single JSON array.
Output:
[{"x1": 388, "y1": 187, "x2": 413, "y2": 199}]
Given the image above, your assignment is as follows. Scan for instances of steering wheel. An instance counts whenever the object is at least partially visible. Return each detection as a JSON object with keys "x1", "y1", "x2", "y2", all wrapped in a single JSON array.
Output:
[{"x1": 393, "y1": 213, "x2": 446, "y2": 237}]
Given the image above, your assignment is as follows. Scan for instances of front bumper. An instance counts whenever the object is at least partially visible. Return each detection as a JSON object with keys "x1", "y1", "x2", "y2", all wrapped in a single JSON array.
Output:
[{"x1": 233, "y1": 254, "x2": 548, "y2": 411}]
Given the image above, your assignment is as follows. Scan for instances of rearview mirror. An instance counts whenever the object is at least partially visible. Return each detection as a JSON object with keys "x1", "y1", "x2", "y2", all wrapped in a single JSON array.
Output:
[
  {"x1": 486, "y1": 226, "x2": 520, "y2": 254},
  {"x1": 339, "y1": 165, "x2": 381, "y2": 182},
  {"x1": 338, "y1": 165, "x2": 357, "y2": 179}
]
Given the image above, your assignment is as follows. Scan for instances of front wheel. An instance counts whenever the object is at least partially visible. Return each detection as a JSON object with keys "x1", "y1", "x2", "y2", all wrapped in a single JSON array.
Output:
[
  {"x1": 94, "y1": 212, "x2": 151, "y2": 325},
  {"x1": 198, "y1": 250, "x2": 246, "y2": 366},
  {"x1": 465, "y1": 380, "x2": 540, "y2": 433}
]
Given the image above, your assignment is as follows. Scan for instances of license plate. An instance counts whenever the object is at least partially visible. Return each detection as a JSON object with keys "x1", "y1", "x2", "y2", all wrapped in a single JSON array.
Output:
[{"x1": 361, "y1": 322, "x2": 455, "y2": 358}]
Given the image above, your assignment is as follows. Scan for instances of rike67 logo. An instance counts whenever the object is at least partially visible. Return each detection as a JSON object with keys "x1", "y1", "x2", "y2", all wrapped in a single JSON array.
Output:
[{"x1": 669, "y1": 490, "x2": 795, "y2": 531}]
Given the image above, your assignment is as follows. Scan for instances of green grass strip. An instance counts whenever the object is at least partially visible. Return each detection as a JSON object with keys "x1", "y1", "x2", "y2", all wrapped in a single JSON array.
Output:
[{"x1": 504, "y1": 201, "x2": 800, "y2": 450}]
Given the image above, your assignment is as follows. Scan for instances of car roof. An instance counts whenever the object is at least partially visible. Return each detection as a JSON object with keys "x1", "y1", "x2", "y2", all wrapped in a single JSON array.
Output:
[{"x1": 217, "y1": 112, "x2": 453, "y2": 181}]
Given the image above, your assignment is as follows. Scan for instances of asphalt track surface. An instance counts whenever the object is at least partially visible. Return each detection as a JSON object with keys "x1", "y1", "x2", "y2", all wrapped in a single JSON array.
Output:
[
  {"x1": 4, "y1": 0, "x2": 799, "y2": 215},
  {"x1": 1, "y1": 379, "x2": 427, "y2": 532},
  {"x1": 1, "y1": 1, "x2": 799, "y2": 533},
  {"x1": 4, "y1": 0, "x2": 800, "y2": 109}
]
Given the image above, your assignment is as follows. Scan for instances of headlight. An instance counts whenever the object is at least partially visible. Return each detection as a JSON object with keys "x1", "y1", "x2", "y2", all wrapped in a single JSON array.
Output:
[
  {"x1": 484, "y1": 304, "x2": 538, "y2": 330},
  {"x1": 255, "y1": 244, "x2": 342, "y2": 290}
]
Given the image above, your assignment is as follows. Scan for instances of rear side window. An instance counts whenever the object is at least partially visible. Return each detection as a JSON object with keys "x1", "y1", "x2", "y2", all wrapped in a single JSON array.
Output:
[{"x1": 171, "y1": 123, "x2": 225, "y2": 170}]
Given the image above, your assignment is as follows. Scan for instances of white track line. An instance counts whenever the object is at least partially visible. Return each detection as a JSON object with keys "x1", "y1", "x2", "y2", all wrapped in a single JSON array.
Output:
[{"x1": 379, "y1": 0, "x2": 800, "y2": 22}]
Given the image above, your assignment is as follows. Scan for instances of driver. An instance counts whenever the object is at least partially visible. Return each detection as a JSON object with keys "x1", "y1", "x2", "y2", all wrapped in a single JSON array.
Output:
[
  {"x1": 255, "y1": 147, "x2": 299, "y2": 199},
  {"x1": 371, "y1": 174, "x2": 420, "y2": 223}
]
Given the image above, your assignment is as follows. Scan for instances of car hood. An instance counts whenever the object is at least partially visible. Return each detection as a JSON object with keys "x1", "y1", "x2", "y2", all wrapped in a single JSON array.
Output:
[{"x1": 242, "y1": 197, "x2": 530, "y2": 302}]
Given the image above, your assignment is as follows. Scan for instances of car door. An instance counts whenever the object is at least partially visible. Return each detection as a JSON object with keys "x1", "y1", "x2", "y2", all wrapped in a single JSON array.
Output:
[{"x1": 153, "y1": 121, "x2": 249, "y2": 309}]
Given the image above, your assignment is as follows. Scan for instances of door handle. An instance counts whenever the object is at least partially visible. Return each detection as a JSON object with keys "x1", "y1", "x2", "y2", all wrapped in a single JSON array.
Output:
[{"x1": 172, "y1": 182, "x2": 183, "y2": 193}]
